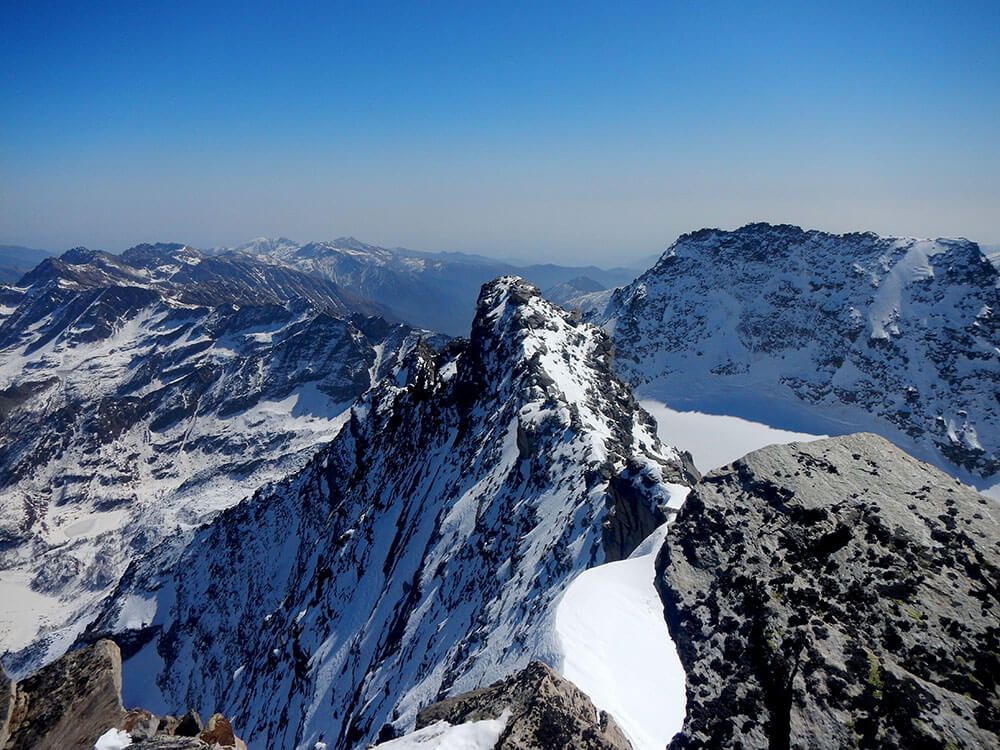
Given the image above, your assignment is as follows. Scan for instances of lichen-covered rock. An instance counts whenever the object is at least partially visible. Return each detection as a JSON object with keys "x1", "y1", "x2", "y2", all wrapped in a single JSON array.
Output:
[
  {"x1": 414, "y1": 661, "x2": 632, "y2": 750},
  {"x1": 657, "y1": 433, "x2": 1000, "y2": 749},
  {"x1": 2, "y1": 639, "x2": 124, "y2": 750}
]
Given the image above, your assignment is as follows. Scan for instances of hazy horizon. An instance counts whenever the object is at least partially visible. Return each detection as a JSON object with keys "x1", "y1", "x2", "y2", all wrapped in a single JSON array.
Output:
[
  {"x1": 2, "y1": 1, "x2": 998, "y2": 265},
  {"x1": 3, "y1": 223, "x2": 999, "y2": 274}
]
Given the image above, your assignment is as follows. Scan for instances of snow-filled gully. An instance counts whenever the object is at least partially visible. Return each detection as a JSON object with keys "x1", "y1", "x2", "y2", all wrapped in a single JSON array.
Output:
[{"x1": 554, "y1": 485, "x2": 690, "y2": 750}]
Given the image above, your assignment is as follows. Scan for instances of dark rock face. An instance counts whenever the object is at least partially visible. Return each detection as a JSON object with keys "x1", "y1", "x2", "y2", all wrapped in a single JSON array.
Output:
[
  {"x1": 415, "y1": 661, "x2": 632, "y2": 750},
  {"x1": 173, "y1": 710, "x2": 203, "y2": 737},
  {"x1": 657, "y1": 433, "x2": 1000, "y2": 749},
  {"x1": 128, "y1": 738, "x2": 205, "y2": 749},
  {"x1": 2, "y1": 639, "x2": 123, "y2": 750},
  {"x1": 0, "y1": 673, "x2": 15, "y2": 747}
]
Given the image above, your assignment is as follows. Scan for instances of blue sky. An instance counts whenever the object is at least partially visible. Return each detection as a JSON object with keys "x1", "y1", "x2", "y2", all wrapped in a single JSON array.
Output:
[{"x1": 2, "y1": 0, "x2": 997, "y2": 264}]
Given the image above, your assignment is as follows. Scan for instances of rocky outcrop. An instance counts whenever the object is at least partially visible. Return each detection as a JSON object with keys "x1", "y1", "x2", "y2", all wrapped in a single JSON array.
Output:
[
  {"x1": 657, "y1": 433, "x2": 1000, "y2": 749},
  {"x1": 2, "y1": 639, "x2": 123, "y2": 750},
  {"x1": 0, "y1": 673, "x2": 17, "y2": 747},
  {"x1": 0, "y1": 639, "x2": 246, "y2": 750},
  {"x1": 411, "y1": 661, "x2": 632, "y2": 750}
]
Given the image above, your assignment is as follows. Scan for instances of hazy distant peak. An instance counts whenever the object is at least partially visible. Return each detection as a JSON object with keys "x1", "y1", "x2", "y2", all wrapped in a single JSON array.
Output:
[{"x1": 230, "y1": 236, "x2": 301, "y2": 257}]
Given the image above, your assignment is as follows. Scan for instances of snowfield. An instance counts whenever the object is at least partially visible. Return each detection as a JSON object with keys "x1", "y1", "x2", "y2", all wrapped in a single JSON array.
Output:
[
  {"x1": 555, "y1": 491, "x2": 688, "y2": 750},
  {"x1": 640, "y1": 399, "x2": 826, "y2": 473},
  {"x1": 371, "y1": 712, "x2": 510, "y2": 750}
]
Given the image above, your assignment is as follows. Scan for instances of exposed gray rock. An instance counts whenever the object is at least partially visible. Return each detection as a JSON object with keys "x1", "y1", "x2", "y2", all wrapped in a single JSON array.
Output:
[
  {"x1": 2, "y1": 639, "x2": 123, "y2": 750},
  {"x1": 0, "y1": 638, "x2": 246, "y2": 749},
  {"x1": 657, "y1": 433, "x2": 1000, "y2": 749},
  {"x1": 121, "y1": 708, "x2": 159, "y2": 740},
  {"x1": 127, "y1": 738, "x2": 204, "y2": 749},
  {"x1": 414, "y1": 661, "x2": 632, "y2": 750}
]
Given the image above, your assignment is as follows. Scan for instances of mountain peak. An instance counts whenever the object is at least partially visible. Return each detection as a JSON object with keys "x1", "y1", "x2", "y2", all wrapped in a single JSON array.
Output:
[
  {"x1": 232, "y1": 236, "x2": 300, "y2": 256},
  {"x1": 331, "y1": 235, "x2": 376, "y2": 251},
  {"x1": 476, "y1": 275, "x2": 540, "y2": 313},
  {"x1": 93, "y1": 275, "x2": 692, "y2": 748},
  {"x1": 120, "y1": 242, "x2": 202, "y2": 268},
  {"x1": 598, "y1": 225, "x2": 1000, "y2": 481},
  {"x1": 59, "y1": 246, "x2": 103, "y2": 264}
]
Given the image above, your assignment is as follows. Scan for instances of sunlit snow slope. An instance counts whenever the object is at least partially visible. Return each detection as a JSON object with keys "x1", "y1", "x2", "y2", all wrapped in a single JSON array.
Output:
[
  {"x1": 639, "y1": 400, "x2": 826, "y2": 474},
  {"x1": 555, "y1": 486, "x2": 688, "y2": 750}
]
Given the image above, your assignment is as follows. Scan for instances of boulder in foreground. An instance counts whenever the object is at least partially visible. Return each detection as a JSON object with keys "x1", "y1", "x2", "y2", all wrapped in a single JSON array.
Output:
[{"x1": 658, "y1": 433, "x2": 1000, "y2": 749}]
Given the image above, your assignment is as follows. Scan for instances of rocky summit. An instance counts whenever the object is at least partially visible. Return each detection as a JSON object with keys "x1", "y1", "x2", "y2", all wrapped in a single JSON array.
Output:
[
  {"x1": 409, "y1": 660, "x2": 632, "y2": 750},
  {"x1": 657, "y1": 433, "x2": 1000, "y2": 749}
]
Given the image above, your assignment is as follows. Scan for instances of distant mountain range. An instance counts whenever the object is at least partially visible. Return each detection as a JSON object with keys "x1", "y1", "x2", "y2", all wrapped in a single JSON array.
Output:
[
  {"x1": 0, "y1": 242, "x2": 440, "y2": 669},
  {"x1": 222, "y1": 236, "x2": 638, "y2": 335},
  {"x1": 0, "y1": 245, "x2": 53, "y2": 284}
]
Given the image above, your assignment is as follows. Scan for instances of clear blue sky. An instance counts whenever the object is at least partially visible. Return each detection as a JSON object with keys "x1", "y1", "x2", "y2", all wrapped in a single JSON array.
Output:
[{"x1": 2, "y1": 0, "x2": 997, "y2": 264}]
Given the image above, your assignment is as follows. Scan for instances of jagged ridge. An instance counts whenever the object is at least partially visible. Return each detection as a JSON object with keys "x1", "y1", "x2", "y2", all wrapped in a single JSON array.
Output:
[{"x1": 99, "y1": 277, "x2": 694, "y2": 749}]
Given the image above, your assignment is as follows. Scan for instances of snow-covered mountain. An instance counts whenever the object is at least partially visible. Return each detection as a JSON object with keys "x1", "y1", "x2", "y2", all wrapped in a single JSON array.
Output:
[
  {"x1": 0, "y1": 245, "x2": 440, "y2": 673},
  {"x1": 595, "y1": 223, "x2": 999, "y2": 490},
  {"x1": 541, "y1": 276, "x2": 608, "y2": 306},
  {"x1": 7, "y1": 243, "x2": 388, "y2": 317},
  {"x1": 90, "y1": 277, "x2": 695, "y2": 749},
  {"x1": 228, "y1": 237, "x2": 637, "y2": 335}
]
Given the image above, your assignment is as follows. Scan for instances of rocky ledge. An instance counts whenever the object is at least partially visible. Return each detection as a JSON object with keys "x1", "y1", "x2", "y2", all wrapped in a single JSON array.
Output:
[
  {"x1": 0, "y1": 640, "x2": 246, "y2": 750},
  {"x1": 375, "y1": 660, "x2": 632, "y2": 749},
  {"x1": 657, "y1": 433, "x2": 999, "y2": 749}
]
